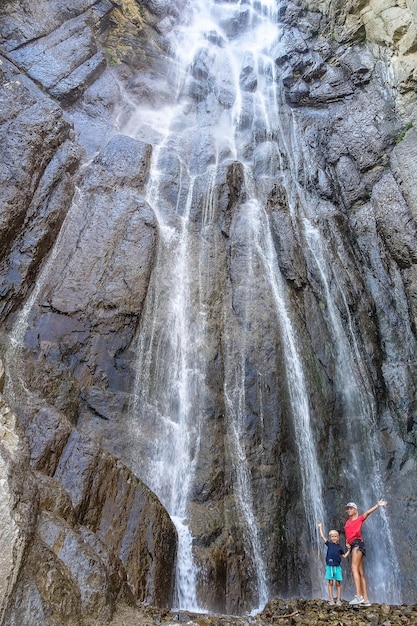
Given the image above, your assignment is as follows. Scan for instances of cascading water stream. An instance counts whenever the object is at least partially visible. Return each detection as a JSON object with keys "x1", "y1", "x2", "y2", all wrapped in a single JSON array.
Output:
[
  {"x1": 126, "y1": 0, "x2": 328, "y2": 610},
  {"x1": 222, "y1": 0, "x2": 327, "y2": 597},
  {"x1": 129, "y1": 151, "x2": 204, "y2": 609},
  {"x1": 225, "y1": 195, "x2": 326, "y2": 600},
  {"x1": 302, "y1": 220, "x2": 401, "y2": 602},
  {"x1": 0, "y1": 0, "x2": 406, "y2": 613},
  {"x1": 271, "y1": 90, "x2": 401, "y2": 600}
]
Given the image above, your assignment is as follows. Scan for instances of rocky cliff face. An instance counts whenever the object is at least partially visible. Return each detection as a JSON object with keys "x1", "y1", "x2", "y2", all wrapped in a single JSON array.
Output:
[
  {"x1": 0, "y1": 0, "x2": 417, "y2": 622},
  {"x1": 0, "y1": 362, "x2": 176, "y2": 625}
]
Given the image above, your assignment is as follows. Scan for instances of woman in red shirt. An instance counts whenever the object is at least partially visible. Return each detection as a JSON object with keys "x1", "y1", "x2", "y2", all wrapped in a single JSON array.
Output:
[{"x1": 344, "y1": 499, "x2": 388, "y2": 606}]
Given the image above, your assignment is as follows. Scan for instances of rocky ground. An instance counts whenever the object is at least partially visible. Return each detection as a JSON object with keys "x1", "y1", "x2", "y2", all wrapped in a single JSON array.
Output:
[{"x1": 100, "y1": 599, "x2": 417, "y2": 626}]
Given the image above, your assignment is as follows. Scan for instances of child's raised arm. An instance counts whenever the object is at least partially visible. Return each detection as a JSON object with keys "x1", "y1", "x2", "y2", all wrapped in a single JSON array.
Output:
[{"x1": 317, "y1": 521, "x2": 327, "y2": 542}]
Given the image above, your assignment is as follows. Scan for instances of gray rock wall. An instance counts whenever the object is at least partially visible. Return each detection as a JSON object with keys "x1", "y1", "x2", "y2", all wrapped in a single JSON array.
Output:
[
  {"x1": 0, "y1": 370, "x2": 177, "y2": 626},
  {"x1": 0, "y1": 0, "x2": 417, "y2": 619}
]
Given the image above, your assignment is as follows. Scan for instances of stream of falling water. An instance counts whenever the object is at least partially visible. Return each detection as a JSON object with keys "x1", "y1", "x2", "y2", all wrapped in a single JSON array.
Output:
[
  {"x1": 272, "y1": 100, "x2": 401, "y2": 601},
  {"x1": 302, "y1": 220, "x2": 402, "y2": 603},
  {"x1": 2, "y1": 0, "x2": 401, "y2": 611},
  {"x1": 129, "y1": 155, "x2": 205, "y2": 610},
  {"x1": 126, "y1": 0, "x2": 327, "y2": 611},
  {"x1": 0, "y1": 0, "x2": 403, "y2": 613},
  {"x1": 224, "y1": 195, "x2": 326, "y2": 601}
]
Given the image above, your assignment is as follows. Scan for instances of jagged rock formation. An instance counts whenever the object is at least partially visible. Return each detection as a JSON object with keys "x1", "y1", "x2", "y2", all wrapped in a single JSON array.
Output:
[
  {"x1": 1, "y1": 0, "x2": 417, "y2": 622},
  {"x1": 304, "y1": 0, "x2": 417, "y2": 117},
  {"x1": 0, "y1": 362, "x2": 176, "y2": 625}
]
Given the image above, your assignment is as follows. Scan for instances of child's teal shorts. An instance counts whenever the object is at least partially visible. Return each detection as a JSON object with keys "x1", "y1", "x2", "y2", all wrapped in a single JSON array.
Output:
[{"x1": 325, "y1": 565, "x2": 343, "y2": 581}]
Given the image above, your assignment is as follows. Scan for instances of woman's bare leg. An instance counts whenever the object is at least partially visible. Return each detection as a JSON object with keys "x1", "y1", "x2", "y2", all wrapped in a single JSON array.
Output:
[
  {"x1": 358, "y1": 556, "x2": 368, "y2": 601},
  {"x1": 351, "y1": 548, "x2": 364, "y2": 597}
]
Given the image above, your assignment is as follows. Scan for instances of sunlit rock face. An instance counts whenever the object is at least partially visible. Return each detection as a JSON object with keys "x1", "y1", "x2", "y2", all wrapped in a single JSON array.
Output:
[
  {"x1": 0, "y1": 367, "x2": 177, "y2": 625},
  {"x1": 0, "y1": 0, "x2": 417, "y2": 621}
]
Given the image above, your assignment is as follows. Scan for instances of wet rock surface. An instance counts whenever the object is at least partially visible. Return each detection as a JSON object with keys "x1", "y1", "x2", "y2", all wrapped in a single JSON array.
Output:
[
  {"x1": 0, "y1": 368, "x2": 177, "y2": 625},
  {"x1": 1, "y1": 0, "x2": 112, "y2": 104},
  {"x1": 1, "y1": 0, "x2": 417, "y2": 621}
]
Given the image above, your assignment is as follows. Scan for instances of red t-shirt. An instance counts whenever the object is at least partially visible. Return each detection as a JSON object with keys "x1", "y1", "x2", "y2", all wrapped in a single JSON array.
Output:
[{"x1": 344, "y1": 513, "x2": 365, "y2": 544}]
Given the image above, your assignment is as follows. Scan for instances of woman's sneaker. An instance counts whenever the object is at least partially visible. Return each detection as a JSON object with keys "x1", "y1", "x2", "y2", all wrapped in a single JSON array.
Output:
[{"x1": 349, "y1": 595, "x2": 364, "y2": 605}]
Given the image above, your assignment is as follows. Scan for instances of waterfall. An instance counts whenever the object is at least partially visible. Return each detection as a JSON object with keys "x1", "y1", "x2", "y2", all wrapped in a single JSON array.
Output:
[
  {"x1": 225, "y1": 196, "x2": 325, "y2": 601},
  {"x1": 302, "y1": 220, "x2": 401, "y2": 603},
  {"x1": 269, "y1": 94, "x2": 402, "y2": 602},
  {"x1": 126, "y1": 0, "x2": 327, "y2": 611},
  {"x1": 129, "y1": 156, "x2": 205, "y2": 610},
  {"x1": 3, "y1": 0, "x2": 403, "y2": 613}
]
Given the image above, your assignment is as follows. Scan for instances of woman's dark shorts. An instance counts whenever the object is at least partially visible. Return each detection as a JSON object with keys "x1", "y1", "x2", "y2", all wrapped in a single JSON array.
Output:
[{"x1": 351, "y1": 538, "x2": 366, "y2": 556}]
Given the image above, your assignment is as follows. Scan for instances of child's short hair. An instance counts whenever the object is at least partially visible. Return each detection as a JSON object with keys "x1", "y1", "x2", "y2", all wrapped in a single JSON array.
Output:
[{"x1": 329, "y1": 530, "x2": 339, "y2": 537}]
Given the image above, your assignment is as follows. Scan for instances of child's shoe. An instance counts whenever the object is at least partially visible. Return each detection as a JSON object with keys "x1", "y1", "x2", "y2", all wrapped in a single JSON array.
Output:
[
  {"x1": 328, "y1": 599, "x2": 335, "y2": 605},
  {"x1": 336, "y1": 599, "x2": 342, "y2": 606}
]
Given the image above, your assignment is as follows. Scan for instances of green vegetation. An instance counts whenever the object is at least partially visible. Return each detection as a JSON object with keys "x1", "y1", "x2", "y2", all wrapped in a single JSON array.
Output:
[
  {"x1": 306, "y1": 351, "x2": 324, "y2": 395},
  {"x1": 396, "y1": 121, "x2": 413, "y2": 143},
  {"x1": 104, "y1": 48, "x2": 119, "y2": 67}
]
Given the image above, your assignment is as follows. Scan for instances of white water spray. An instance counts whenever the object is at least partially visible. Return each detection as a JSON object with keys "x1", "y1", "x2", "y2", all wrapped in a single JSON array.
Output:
[
  {"x1": 126, "y1": 0, "x2": 328, "y2": 609},
  {"x1": 303, "y1": 219, "x2": 401, "y2": 603},
  {"x1": 270, "y1": 77, "x2": 402, "y2": 602},
  {"x1": 227, "y1": 198, "x2": 326, "y2": 594}
]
